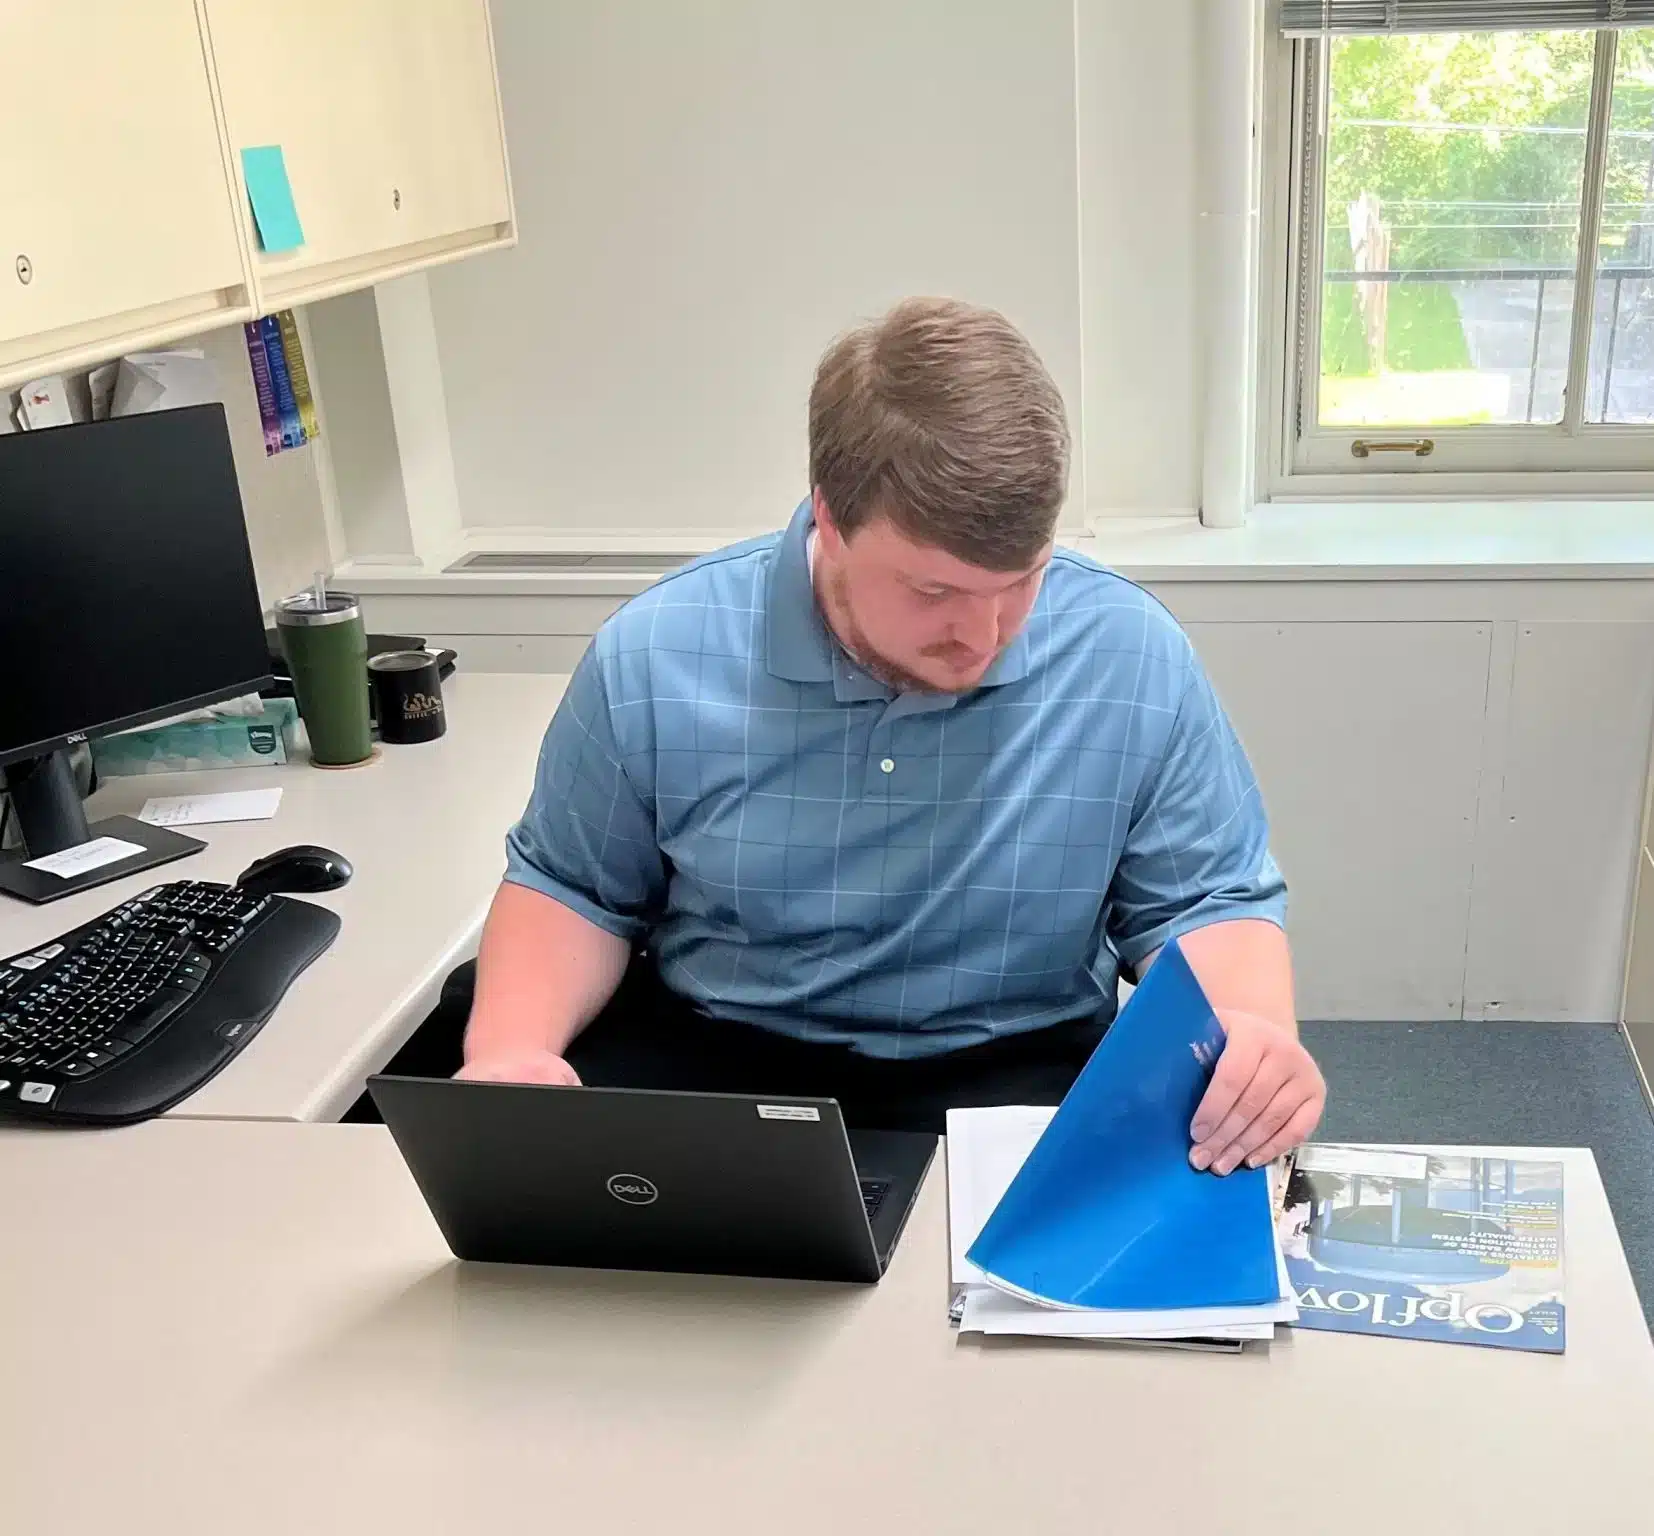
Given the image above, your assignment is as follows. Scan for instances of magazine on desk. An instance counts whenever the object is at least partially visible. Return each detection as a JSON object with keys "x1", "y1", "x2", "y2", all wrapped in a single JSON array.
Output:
[{"x1": 1276, "y1": 1145, "x2": 1566, "y2": 1354}]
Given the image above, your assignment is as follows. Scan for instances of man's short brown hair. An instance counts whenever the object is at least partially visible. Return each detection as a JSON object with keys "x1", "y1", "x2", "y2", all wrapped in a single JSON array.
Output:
[{"x1": 808, "y1": 296, "x2": 1070, "y2": 571}]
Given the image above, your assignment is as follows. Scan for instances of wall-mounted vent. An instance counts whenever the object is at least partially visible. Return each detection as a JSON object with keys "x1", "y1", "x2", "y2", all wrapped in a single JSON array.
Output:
[{"x1": 445, "y1": 552, "x2": 691, "y2": 573}]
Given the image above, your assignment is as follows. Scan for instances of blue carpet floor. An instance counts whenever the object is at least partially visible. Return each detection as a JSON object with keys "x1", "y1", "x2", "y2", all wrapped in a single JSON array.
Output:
[{"x1": 1301, "y1": 1020, "x2": 1654, "y2": 1332}]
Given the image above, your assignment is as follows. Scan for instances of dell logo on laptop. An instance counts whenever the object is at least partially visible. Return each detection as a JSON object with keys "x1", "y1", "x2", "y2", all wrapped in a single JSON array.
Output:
[{"x1": 606, "y1": 1173, "x2": 659, "y2": 1206}]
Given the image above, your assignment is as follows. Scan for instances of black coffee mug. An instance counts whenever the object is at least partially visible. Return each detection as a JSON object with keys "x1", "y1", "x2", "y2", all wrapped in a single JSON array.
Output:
[{"x1": 368, "y1": 650, "x2": 447, "y2": 744}]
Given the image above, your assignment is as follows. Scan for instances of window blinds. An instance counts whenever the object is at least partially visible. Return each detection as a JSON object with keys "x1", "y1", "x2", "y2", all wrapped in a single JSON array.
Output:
[{"x1": 1279, "y1": 3, "x2": 1654, "y2": 36}]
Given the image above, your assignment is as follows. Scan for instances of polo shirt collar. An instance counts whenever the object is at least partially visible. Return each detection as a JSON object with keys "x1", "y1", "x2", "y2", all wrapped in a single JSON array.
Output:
[
  {"x1": 766, "y1": 500, "x2": 836, "y2": 684},
  {"x1": 763, "y1": 497, "x2": 1035, "y2": 693}
]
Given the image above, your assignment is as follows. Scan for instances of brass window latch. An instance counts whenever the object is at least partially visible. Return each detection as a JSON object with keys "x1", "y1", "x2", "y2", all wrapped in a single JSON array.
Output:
[{"x1": 1351, "y1": 438, "x2": 1435, "y2": 459}]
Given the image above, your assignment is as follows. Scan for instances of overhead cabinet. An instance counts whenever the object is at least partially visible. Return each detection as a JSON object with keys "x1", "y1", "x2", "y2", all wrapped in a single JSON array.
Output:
[
  {"x1": 0, "y1": 1, "x2": 252, "y2": 388},
  {"x1": 0, "y1": 0, "x2": 514, "y2": 393},
  {"x1": 202, "y1": 0, "x2": 515, "y2": 311}
]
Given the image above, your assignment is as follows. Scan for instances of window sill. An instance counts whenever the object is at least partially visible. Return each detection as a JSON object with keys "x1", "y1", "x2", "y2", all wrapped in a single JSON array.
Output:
[
  {"x1": 1081, "y1": 503, "x2": 1654, "y2": 582},
  {"x1": 333, "y1": 502, "x2": 1654, "y2": 597}
]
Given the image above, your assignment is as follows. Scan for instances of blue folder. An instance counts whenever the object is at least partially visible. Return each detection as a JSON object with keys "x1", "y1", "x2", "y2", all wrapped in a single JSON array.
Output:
[{"x1": 966, "y1": 940, "x2": 1280, "y2": 1310}]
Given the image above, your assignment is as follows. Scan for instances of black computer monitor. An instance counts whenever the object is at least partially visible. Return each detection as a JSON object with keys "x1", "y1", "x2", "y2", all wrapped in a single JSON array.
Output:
[{"x1": 0, "y1": 404, "x2": 272, "y2": 902}]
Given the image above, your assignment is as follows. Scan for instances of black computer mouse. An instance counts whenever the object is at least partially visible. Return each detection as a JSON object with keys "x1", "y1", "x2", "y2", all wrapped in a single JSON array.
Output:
[{"x1": 235, "y1": 844, "x2": 354, "y2": 897}]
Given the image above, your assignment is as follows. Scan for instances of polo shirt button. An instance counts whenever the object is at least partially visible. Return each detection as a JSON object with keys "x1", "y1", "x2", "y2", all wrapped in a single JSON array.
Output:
[{"x1": 880, "y1": 758, "x2": 895, "y2": 773}]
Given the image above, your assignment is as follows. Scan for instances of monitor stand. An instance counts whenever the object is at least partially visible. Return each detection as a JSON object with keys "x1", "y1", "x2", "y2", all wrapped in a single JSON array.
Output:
[{"x1": 0, "y1": 748, "x2": 204, "y2": 905}]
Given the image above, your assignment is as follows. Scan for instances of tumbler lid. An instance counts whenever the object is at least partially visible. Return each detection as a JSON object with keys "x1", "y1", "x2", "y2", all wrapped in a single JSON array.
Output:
[
  {"x1": 368, "y1": 649, "x2": 437, "y2": 673},
  {"x1": 277, "y1": 589, "x2": 360, "y2": 628}
]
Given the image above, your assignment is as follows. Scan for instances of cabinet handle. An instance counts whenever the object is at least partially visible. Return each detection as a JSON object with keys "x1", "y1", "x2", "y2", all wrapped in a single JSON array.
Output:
[
  {"x1": 14, "y1": 254, "x2": 32, "y2": 285},
  {"x1": 392, "y1": 187, "x2": 401, "y2": 211},
  {"x1": 1351, "y1": 438, "x2": 1435, "y2": 458}
]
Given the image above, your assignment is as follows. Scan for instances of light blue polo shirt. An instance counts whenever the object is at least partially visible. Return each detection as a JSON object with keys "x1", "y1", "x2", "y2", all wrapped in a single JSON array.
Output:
[{"x1": 505, "y1": 500, "x2": 1285, "y2": 1058}]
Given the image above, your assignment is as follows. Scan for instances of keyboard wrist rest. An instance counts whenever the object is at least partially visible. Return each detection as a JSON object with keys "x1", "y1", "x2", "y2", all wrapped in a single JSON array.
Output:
[{"x1": 31, "y1": 896, "x2": 341, "y2": 1126}]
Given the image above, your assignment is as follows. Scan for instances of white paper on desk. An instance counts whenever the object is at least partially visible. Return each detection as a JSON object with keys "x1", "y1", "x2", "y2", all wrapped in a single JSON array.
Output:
[
  {"x1": 23, "y1": 836, "x2": 145, "y2": 878},
  {"x1": 946, "y1": 1104, "x2": 1297, "y2": 1342},
  {"x1": 138, "y1": 789, "x2": 282, "y2": 828},
  {"x1": 958, "y1": 1288, "x2": 1280, "y2": 1341},
  {"x1": 946, "y1": 1104, "x2": 1057, "y2": 1288}
]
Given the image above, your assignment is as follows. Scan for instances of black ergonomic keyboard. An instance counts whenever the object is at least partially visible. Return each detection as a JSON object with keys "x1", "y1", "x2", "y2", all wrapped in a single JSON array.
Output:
[{"x1": 0, "y1": 881, "x2": 339, "y2": 1126}]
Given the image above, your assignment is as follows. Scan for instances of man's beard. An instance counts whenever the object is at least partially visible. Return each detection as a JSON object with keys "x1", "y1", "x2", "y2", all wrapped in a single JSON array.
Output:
[{"x1": 817, "y1": 563, "x2": 985, "y2": 695}]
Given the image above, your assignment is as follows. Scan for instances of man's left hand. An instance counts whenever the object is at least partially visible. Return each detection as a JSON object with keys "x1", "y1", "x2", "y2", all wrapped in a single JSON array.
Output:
[{"x1": 1189, "y1": 1010, "x2": 1325, "y2": 1175}]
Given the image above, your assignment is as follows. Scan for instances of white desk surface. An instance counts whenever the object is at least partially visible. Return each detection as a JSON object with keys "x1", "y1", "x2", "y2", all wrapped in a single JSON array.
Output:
[
  {"x1": 0, "y1": 673, "x2": 567, "y2": 1122},
  {"x1": 1, "y1": 1122, "x2": 1648, "y2": 1535}
]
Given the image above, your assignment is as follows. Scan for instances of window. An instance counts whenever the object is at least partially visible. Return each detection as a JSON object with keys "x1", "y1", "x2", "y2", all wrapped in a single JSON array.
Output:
[{"x1": 1275, "y1": 4, "x2": 1654, "y2": 481}]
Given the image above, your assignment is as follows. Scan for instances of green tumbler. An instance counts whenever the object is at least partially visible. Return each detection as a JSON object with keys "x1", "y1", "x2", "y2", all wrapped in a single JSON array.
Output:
[{"x1": 276, "y1": 586, "x2": 373, "y2": 766}]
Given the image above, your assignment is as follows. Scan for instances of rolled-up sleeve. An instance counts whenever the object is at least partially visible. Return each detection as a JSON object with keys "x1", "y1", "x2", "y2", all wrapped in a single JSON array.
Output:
[
  {"x1": 504, "y1": 647, "x2": 666, "y2": 941},
  {"x1": 1107, "y1": 660, "x2": 1287, "y2": 968}
]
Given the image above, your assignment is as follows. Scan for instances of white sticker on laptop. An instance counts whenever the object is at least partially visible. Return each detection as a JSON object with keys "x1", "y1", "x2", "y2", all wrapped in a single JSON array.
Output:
[{"x1": 757, "y1": 1103, "x2": 821, "y2": 1122}]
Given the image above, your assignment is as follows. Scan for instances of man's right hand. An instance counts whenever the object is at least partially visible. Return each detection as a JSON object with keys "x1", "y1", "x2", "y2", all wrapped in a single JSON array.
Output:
[
  {"x1": 455, "y1": 883, "x2": 633, "y2": 1091},
  {"x1": 454, "y1": 1050, "x2": 582, "y2": 1087}
]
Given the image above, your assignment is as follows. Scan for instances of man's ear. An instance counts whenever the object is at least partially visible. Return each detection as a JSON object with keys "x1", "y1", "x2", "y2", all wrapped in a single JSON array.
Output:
[{"x1": 811, "y1": 488, "x2": 845, "y2": 552}]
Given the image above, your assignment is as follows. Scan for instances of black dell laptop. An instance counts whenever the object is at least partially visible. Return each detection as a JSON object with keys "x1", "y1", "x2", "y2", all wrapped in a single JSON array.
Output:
[{"x1": 367, "y1": 1074, "x2": 937, "y2": 1284}]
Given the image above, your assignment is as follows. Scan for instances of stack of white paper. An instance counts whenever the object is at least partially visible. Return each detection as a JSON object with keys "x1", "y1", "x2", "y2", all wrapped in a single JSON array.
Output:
[{"x1": 947, "y1": 1105, "x2": 1298, "y2": 1348}]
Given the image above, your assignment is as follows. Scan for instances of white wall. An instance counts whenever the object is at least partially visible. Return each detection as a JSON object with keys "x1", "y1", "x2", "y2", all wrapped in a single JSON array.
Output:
[
  {"x1": 303, "y1": 289, "x2": 411, "y2": 563},
  {"x1": 193, "y1": 322, "x2": 335, "y2": 610},
  {"x1": 424, "y1": 0, "x2": 1099, "y2": 541},
  {"x1": 1078, "y1": 0, "x2": 1200, "y2": 517}
]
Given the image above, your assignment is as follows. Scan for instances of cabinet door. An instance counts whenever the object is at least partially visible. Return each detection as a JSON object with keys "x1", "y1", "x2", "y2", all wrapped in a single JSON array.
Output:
[
  {"x1": 0, "y1": 0, "x2": 252, "y2": 389},
  {"x1": 203, "y1": 0, "x2": 514, "y2": 310}
]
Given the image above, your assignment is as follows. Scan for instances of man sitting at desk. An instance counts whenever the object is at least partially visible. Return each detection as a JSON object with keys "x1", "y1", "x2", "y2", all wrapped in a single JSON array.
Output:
[{"x1": 457, "y1": 296, "x2": 1325, "y2": 1171}]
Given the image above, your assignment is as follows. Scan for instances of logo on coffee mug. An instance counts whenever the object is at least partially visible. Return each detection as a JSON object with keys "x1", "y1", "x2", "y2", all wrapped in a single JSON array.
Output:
[{"x1": 402, "y1": 691, "x2": 443, "y2": 721}]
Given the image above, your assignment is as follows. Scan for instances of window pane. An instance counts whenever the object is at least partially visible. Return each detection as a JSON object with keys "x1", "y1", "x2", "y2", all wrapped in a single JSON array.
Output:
[
  {"x1": 1318, "y1": 32, "x2": 1593, "y2": 429},
  {"x1": 1585, "y1": 30, "x2": 1654, "y2": 425}
]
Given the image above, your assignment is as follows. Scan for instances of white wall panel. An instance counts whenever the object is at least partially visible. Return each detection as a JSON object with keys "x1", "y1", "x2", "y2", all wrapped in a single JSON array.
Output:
[
  {"x1": 1188, "y1": 621, "x2": 1493, "y2": 1021},
  {"x1": 359, "y1": 592, "x2": 625, "y2": 638},
  {"x1": 1462, "y1": 622, "x2": 1654, "y2": 1022},
  {"x1": 421, "y1": 633, "x2": 590, "y2": 674}
]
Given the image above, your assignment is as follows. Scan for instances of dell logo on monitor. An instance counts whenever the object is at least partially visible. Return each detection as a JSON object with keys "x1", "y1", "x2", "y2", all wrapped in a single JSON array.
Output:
[{"x1": 606, "y1": 1174, "x2": 658, "y2": 1206}]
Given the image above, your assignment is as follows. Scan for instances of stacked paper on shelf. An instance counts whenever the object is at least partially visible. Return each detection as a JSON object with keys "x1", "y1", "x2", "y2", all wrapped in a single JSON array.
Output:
[{"x1": 947, "y1": 941, "x2": 1297, "y2": 1348}]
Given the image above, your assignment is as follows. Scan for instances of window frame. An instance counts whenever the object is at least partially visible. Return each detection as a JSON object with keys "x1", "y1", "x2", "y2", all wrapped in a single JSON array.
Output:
[{"x1": 1260, "y1": 21, "x2": 1654, "y2": 499}]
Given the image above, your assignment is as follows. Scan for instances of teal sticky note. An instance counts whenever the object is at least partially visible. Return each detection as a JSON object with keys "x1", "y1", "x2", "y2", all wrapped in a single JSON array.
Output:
[{"x1": 240, "y1": 145, "x2": 305, "y2": 254}]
